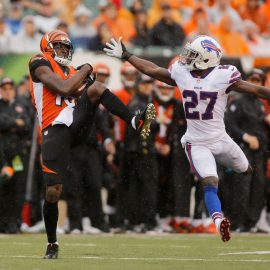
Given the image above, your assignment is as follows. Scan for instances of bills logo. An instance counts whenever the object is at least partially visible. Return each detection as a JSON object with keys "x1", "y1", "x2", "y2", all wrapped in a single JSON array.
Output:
[{"x1": 201, "y1": 39, "x2": 221, "y2": 57}]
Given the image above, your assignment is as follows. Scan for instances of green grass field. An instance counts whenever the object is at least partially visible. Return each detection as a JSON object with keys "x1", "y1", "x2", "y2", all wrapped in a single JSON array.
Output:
[{"x1": 0, "y1": 233, "x2": 270, "y2": 270}]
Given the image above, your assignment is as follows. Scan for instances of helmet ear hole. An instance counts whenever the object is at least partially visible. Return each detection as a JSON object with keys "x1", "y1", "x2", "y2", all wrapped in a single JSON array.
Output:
[{"x1": 204, "y1": 59, "x2": 209, "y2": 63}]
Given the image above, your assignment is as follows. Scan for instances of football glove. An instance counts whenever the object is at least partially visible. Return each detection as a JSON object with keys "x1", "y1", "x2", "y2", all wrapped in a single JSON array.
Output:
[
  {"x1": 84, "y1": 73, "x2": 96, "y2": 88},
  {"x1": 104, "y1": 37, "x2": 132, "y2": 60},
  {"x1": 76, "y1": 63, "x2": 93, "y2": 74}
]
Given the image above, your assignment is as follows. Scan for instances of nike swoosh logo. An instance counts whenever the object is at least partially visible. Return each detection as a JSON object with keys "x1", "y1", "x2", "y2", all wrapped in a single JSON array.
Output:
[{"x1": 138, "y1": 119, "x2": 143, "y2": 130}]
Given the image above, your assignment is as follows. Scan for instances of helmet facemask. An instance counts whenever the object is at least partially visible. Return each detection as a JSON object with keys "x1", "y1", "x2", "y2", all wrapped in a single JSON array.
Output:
[
  {"x1": 48, "y1": 41, "x2": 73, "y2": 66},
  {"x1": 180, "y1": 36, "x2": 222, "y2": 71},
  {"x1": 180, "y1": 44, "x2": 203, "y2": 70}
]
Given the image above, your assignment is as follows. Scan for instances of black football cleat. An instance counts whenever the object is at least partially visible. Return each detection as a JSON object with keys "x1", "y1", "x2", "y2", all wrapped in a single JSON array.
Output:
[
  {"x1": 219, "y1": 218, "x2": 231, "y2": 242},
  {"x1": 135, "y1": 103, "x2": 156, "y2": 140},
  {"x1": 43, "y1": 243, "x2": 59, "y2": 259}
]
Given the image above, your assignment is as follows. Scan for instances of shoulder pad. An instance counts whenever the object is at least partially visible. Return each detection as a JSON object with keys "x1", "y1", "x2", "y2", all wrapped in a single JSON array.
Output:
[{"x1": 29, "y1": 54, "x2": 46, "y2": 65}]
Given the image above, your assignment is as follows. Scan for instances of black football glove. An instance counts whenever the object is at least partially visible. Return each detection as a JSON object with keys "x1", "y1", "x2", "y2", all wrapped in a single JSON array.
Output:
[{"x1": 76, "y1": 63, "x2": 93, "y2": 74}]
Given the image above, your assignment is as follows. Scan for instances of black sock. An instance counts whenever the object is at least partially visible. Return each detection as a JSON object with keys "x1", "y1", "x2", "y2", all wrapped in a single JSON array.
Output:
[
  {"x1": 43, "y1": 200, "x2": 58, "y2": 243},
  {"x1": 100, "y1": 89, "x2": 134, "y2": 124}
]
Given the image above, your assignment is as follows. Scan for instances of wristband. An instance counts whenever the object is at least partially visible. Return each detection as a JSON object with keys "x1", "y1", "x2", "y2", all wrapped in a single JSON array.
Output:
[{"x1": 122, "y1": 51, "x2": 133, "y2": 61}]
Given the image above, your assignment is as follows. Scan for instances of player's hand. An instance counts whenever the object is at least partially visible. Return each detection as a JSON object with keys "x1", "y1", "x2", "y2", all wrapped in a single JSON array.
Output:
[
  {"x1": 104, "y1": 37, "x2": 132, "y2": 60},
  {"x1": 160, "y1": 144, "x2": 171, "y2": 156},
  {"x1": 76, "y1": 63, "x2": 93, "y2": 74},
  {"x1": 15, "y1": 119, "x2": 25, "y2": 127},
  {"x1": 243, "y1": 133, "x2": 259, "y2": 150},
  {"x1": 104, "y1": 140, "x2": 116, "y2": 155},
  {"x1": 265, "y1": 114, "x2": 270, "y2": 125}
]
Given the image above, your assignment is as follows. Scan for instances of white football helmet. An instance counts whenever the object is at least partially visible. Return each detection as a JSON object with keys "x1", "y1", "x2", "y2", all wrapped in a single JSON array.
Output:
[{"x1": 180, "y1": 35, "x2": 222, "y2": 70}]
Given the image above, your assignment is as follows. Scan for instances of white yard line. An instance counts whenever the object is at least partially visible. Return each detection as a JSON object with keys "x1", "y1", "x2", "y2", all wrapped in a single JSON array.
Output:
[
  {"x1": 219, "y1": 251, "x2": 270, "y2": 255},
  {"x1": 63, "y1": 243, "x2": 96, "y2": 247},
  {"x1": 0, "y1": 254, "x2": 270, "y2": 263}
]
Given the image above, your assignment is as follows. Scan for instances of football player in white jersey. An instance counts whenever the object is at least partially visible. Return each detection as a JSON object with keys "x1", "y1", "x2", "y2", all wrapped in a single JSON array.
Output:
[{"x1": 104, "y1": 35, "x2": 270, "y2": 242}]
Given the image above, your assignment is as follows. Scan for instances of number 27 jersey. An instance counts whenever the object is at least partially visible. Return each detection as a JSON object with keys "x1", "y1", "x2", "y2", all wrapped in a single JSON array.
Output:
[{"x1": 169, "y1": 62, "x2": 241, "y2": 144}]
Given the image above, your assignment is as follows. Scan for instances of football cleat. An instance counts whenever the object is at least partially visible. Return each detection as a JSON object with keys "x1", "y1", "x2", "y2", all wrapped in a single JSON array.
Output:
[
  {"x1": 43, "y1": 243, "x2": 59, "y2": 259},
  {"x1": 219, "y1": 218, "x2": 231, "y2": 242},
  {"x1": 135, "y1": 103, "x2": 156, "y2": 140}
]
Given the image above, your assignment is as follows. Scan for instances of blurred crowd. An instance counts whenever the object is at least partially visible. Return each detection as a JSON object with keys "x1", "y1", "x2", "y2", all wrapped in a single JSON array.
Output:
[
  {"x1": 1, "y1": 58, "x2": 270, "y2": 235},
  {"x1": 1, "y1": 0, "x2": 270, "y2": 56},
  {"x1": 1, "y1": 0, "x2": 270, "y2": 235}
]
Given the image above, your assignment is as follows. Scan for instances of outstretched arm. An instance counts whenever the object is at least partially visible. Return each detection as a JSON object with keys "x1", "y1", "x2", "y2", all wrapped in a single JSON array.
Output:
[
  {"x1": 104, "y1": 37, "x2": 176, "y2": 86},
  {"x1": 127, "y1": 55, "x2": 176, "y2": 86},
  {"x1": 30, "y1": 58, "x2": 92, "y2": 97},
  {"x1": 228, "y1": 79, "x2": 270, "y2": 100}
]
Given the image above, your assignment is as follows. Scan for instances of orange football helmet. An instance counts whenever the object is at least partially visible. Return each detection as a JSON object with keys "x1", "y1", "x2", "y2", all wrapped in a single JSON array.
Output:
[{"x1": 40, "y1": 30, "x2": 73, "y2": 66}]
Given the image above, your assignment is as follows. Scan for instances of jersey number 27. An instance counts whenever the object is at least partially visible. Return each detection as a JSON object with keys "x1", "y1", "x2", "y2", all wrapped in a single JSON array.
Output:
[{"x1": 183, "y1": 90, "x2": 218, "y2": 120}]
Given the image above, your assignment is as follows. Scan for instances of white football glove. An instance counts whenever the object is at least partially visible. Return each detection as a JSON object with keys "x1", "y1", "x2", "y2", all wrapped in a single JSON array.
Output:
[{"x1": 104, "y1": 37, "x2": 132, "y2": 60}]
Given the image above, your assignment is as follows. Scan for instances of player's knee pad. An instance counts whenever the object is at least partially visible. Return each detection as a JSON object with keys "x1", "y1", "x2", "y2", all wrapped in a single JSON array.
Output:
[{"x1": 201, "y1": 176, "x2": 218, "y2": 188}]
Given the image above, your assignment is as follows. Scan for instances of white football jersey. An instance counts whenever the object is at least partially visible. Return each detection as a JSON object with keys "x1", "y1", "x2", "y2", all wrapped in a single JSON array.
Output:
[{"x1": 169, "y1": 62, "x2": 241, "y2": 144}]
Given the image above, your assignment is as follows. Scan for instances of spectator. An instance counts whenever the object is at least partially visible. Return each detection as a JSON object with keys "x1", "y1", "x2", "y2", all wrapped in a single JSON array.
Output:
[
  {"x1": 0, "y1": 0, "x2": 10, "y2": 18},
  {"x1": 93, "y1": 0, "x2": 135, "y2": 43},
  {"x1": 5, "y1": 2, "x2": 23, "y2": 35},
  {"x1": 120, "y1": 0, "x2": 146, "y2": 24},
  {"x1": 56, "y1": 21, "x2": 69, "y2": 34},
  {"x1": 147, "y1": 0, "x2": 182, "y2": 28},
  {"x1": 238, "y1": 0, "x2": 268, "y2": 34},
  {"x1": 0, "y1": 18, "x2": 11, "y2": 54},
  {"x1": 66, "y1": 108, "x2": 113, "y2": 234},
  {"x1": 244, "y1": 20, "x2": 270, "y2": 56},
  {"x1": 69, "y1": 5, "x2": 96, "y2": 51},
  {"x1": 149, "y1": 4, "x2": 186, "y2": 47},
  {"x1": 131, "y1": 9, "x2": 150, "y2": 48},
  {"x1": 208, "y1": 0, "x2": 243, "y2": 32},
  {"x1": 184, "y1": 7, "x2": 217, "y2": 37},
  {"x1": 10, "y1": 16, "x2": 42, "y2": 53},
  {"x1": 89, "y1": 22, "x2": 112, "y2": 52},
  {"x1": 112, "y1": 63, "x2": 139, "y2": 229},
  {"x1": 0, "y1": 77, "x2": 31, "y2": 233},
  {"x1": 153, "y1": 81, "x2": 190, "y2": 233},
  {"x1": 224, "y1": 69, "x2": 270, "y2": 232},
  {"x1": 124, "y1": 75, "x2": 158, "y2": 232},
  {"x1": 33, "y1": 0, "x2": 60, "y2": 34},
  {"x1": 261, "y1": 0, "x2": 270, "y2": 24},
  {"x1": 215, "y1": 16, "x2": 250, "y2": 56},
  {"x1": 129, "y1": 0, "x2": 145, "y2": 16}
]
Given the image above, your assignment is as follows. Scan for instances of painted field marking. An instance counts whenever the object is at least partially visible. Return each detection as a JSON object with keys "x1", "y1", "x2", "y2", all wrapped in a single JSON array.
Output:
[
  {"x1": 219, "y1": 251, "x2": 270, "y2": 255},
  {"x1": 64, "y1": 243, "x2": 96, "y2": 247},
  {"x1": 1, "y1": 254, "x2": 270, "y2": 263}
]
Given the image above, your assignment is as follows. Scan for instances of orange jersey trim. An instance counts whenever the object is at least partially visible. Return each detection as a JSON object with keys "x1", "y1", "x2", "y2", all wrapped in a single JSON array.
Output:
[{"x1": 42, "y1": 163, "x2": 58, "y2": 175}]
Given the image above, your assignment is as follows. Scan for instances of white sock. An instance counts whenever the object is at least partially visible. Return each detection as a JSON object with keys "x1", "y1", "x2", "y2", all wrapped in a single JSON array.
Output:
[
  {"x1": 48, "y1": 241, "x2": 59, "y2": 246},
  {"x1": 131, "y1": 116, "x2": 136, "y2": 130},
  {"x1": 214, "y1": 218, "x2": 222, "y2": 231}
]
